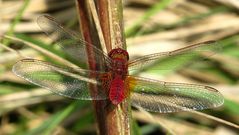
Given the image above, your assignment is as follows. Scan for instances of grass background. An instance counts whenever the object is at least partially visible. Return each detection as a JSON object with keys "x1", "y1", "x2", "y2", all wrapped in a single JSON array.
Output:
[{"x1": 0, "y1": 0, "x2": 239, "y2": 134}]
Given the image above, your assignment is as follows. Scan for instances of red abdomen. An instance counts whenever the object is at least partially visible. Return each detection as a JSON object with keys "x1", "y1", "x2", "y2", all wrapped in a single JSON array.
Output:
[{"x1": 109, "y1": 76, "x2": 125, "y2": 105}]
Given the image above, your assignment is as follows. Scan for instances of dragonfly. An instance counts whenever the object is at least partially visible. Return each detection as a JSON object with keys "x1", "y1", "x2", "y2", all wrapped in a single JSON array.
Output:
[{"x1": 12, "y1": 15, "x2": 224, "y2": 113}]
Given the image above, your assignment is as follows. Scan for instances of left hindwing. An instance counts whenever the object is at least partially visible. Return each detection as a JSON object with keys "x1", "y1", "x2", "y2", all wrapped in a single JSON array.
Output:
[{"x1": 128, "y1": 76, "x2": 224, "y2": 113}]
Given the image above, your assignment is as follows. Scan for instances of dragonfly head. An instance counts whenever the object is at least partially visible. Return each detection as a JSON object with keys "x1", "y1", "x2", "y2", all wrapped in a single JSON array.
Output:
[{"x1": 108, "y1": 48, "x2": 129, "y2": 61}]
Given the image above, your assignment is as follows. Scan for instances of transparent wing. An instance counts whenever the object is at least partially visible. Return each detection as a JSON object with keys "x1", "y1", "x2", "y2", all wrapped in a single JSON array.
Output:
[
  {"x1": 128, "y1": 41, "x2": 221, "y2": 71},
  {"x1": 128, "y1": 76, "x2": 224, "y2": 113},
  {"x1": 37, "y1": 14, "x2": 111, "y2": 70},
  {"x1": 12, "y1": 59, "x2": 110, "y2": 100}
]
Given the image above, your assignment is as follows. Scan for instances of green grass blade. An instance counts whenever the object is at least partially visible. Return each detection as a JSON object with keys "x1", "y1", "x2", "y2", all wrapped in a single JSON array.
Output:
[
  {"x1": 125, "y1": 0, "x2": 173, "y2": 37},
  {"x1": 25, "y1": 101, "x2": 88, "y2": 135},
  {"x1": 3, "y1": 0, "x2": 30, "y2": 45}
]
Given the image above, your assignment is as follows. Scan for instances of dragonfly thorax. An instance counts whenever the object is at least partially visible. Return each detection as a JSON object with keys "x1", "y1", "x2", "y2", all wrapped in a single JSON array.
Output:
[
  {"x1": 108, "y1": 48, "x2": 129, "y2": 76},
  {"x1": 111, "y1": 58, "x2": 128, "y2": 75}
]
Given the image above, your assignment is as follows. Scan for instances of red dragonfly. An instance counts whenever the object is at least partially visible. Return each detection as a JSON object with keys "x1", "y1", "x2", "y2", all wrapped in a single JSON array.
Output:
[{"x1": 12, "y1": 15, "x2": 223, "y2": 113}]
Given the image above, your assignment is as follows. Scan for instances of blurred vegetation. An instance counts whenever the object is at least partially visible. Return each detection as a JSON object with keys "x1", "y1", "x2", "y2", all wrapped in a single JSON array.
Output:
[{"x1": 0, "y1": 0, "x2": 239, "y2": 135}]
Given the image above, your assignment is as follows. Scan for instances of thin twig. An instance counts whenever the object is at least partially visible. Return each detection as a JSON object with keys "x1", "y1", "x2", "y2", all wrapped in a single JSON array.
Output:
[
  {"x1": 135, "y1": 106, "x2": 176, "y2": 135},
  {"x1": 191, "y1": 111, "x2": 239, "y2": 129},
  {"x1": 88, "y1": 0, "x2": 107, "y2": 53},
  {"x1": 3, "y1": 35, "x2": 80, "y2": 69},
  {"x1": 0, "y1": 42, "x2": 26, "y2": 58}
]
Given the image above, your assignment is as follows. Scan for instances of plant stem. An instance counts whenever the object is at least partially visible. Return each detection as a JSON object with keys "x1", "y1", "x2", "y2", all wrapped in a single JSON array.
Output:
[{"x1": 75, "y1": 0, "x2": 131, "y2": 134}]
